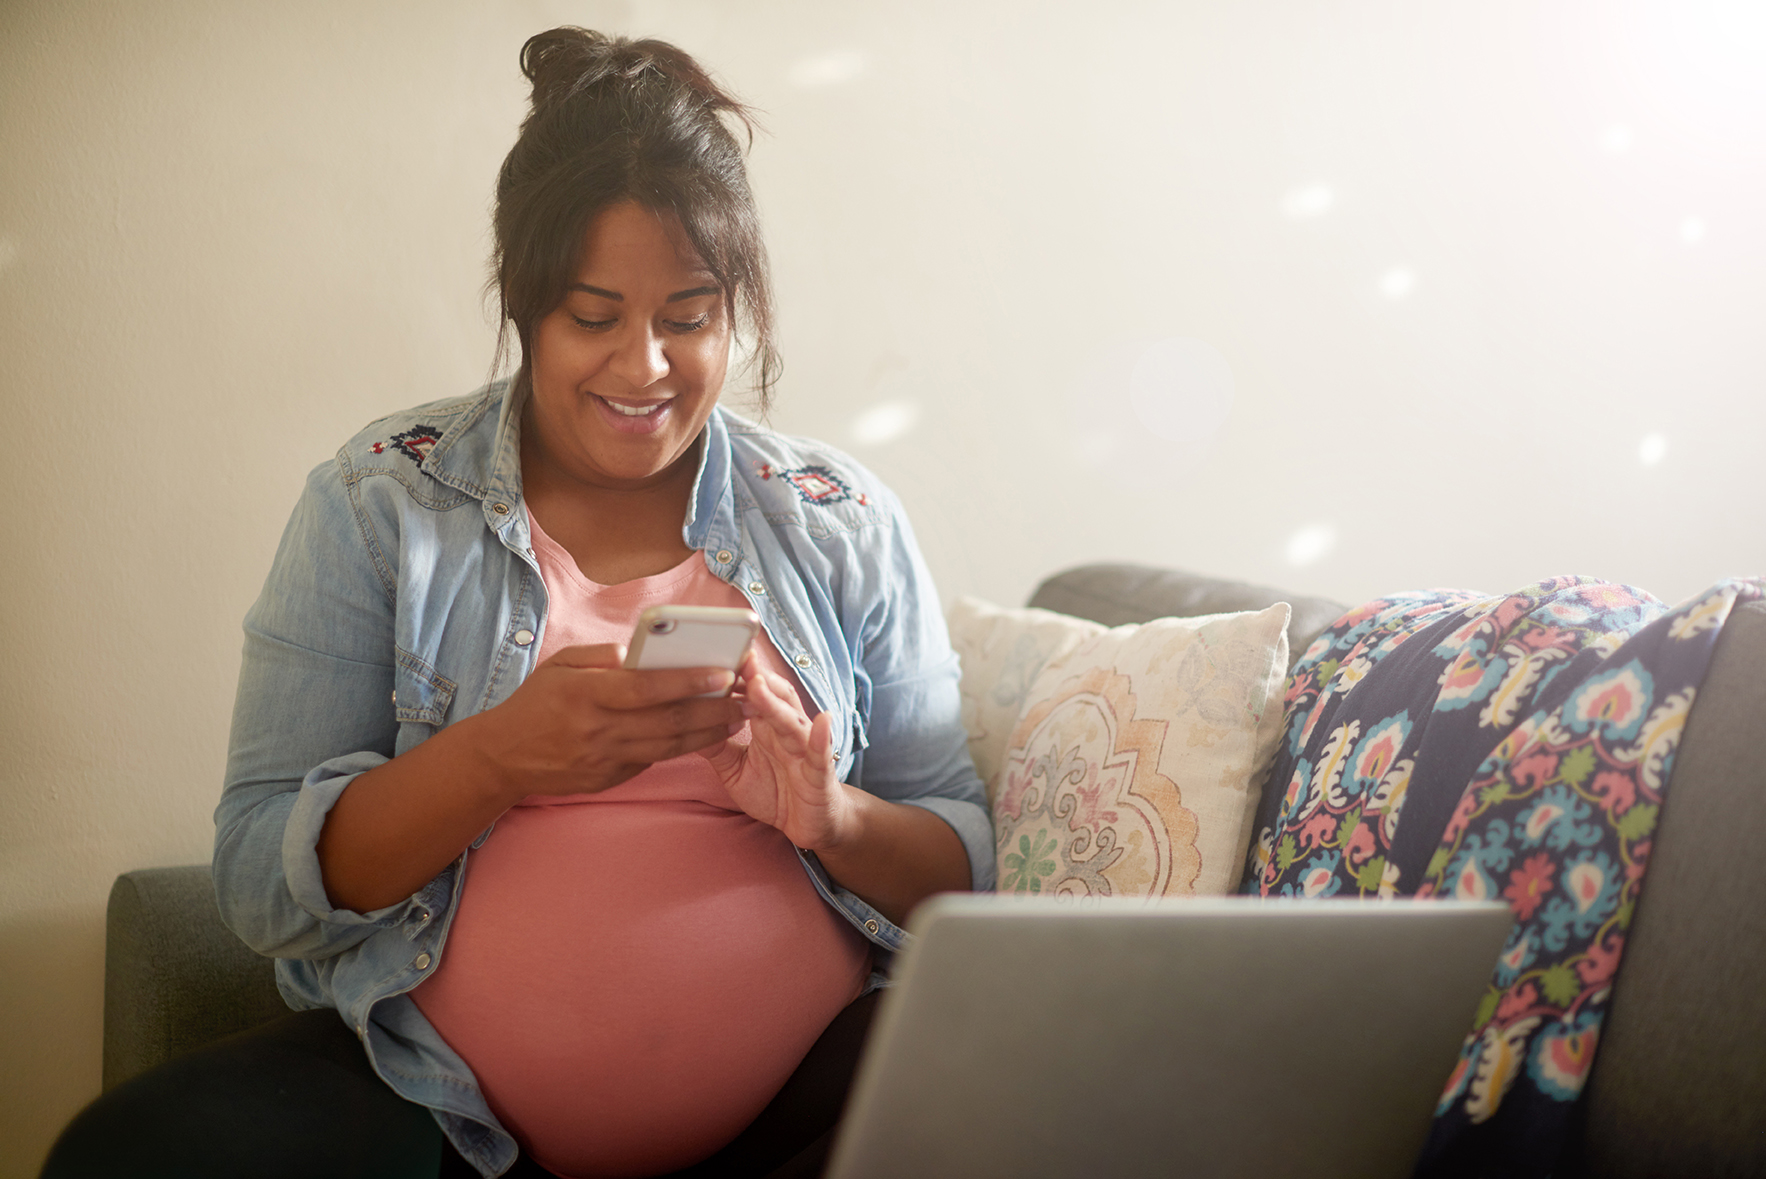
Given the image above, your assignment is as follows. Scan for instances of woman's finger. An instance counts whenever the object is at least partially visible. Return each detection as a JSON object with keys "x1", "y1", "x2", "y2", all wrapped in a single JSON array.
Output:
[
  {"x1": 616, "y1": 723, "x2": 746, "y2": 766},
  {"x1": 543, "y1": 642, "x2": 627, "y2": 670},
  {"x1": 597, "y1": 696, "x2": 744, "y2": 741},
  {"x1": 579, "y1": 666, "x2": 738, "y2": 710},
  {"x1": 809, "y1": 710, "x2": 836, "y2": 765},
  {"x1": 752, "y1": 669, "x2": 808, "y2": 722},
  {"x1": 745, "y1": 673, "x2": 813, "y2": 746}
]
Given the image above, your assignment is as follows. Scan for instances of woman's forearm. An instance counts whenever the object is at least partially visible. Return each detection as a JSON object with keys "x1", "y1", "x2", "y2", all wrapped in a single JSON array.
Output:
[
  {"x1": 316, "y1": 654, "x2": 744, "y2": 914},
  {"x1": 316, "y1": 713, "x2": 518, "y2": 914},
  {"x1": 814, "y1": 789, "x2": 972, "y2": 927}
]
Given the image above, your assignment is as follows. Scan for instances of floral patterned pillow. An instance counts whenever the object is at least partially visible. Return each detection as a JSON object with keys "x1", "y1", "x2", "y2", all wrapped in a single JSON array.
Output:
[
  {"x1": 946, "y1": 597, "x2": 1107, "y2": 801},
  {"x1": 989, "y1": 605, "x2": 1291, "y2": 899}
]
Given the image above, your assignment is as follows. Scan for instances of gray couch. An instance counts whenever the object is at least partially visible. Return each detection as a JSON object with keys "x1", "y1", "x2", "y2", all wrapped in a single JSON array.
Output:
[{"x1": 104, "y1": 564, "x2": 1766, "y2": 1176}]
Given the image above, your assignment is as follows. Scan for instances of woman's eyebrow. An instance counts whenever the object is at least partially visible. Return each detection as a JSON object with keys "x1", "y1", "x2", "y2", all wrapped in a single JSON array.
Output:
[{"x1": 565, "y1": 283, "x2": 719, "y2": 302}]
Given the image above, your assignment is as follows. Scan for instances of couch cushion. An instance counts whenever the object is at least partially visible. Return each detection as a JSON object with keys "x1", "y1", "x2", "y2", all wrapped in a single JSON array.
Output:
[
  {"x1": 952, "y1": 597, "x2": 1289, "y2": 899},
  {"x1": 104, "y1": 865, "x2": 286, "y2": 1090}
]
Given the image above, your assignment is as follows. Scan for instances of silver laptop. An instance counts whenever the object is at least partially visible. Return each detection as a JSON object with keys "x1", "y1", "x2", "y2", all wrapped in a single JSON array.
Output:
[{"x1": 826, "y1": 895, "x2": 1511, "y2": 1179}]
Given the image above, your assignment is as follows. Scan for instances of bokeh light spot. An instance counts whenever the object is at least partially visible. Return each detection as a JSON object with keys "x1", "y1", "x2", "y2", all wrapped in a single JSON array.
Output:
[
  {"x1": 1638, "y1": 433, "x2": 1668, "y2": 466},
  {"x1": 1282, "y1": 183, "x2": 1335, "y2": 219},
  {"x1": 849, "y1": 399, "x2": 920, "y2": 447},
  {"x1": 787, "y1": 50, "x2": 867, "y2": 88},
  {"x1": 1679, "y1": 216, "x2": 1707, "y2": 245},
  {"x1": 1379, "y1": 267, "x2": 1416, "y2": 299},
  {"x1": 1286, "y1": 524, "x2": 1338, "y2": 567}
]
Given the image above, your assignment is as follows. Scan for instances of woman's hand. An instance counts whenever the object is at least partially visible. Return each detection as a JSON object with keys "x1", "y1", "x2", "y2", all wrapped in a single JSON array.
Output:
[
  {"x1": 317, "y1": 642, "x2": 744, "y2": 913},
  {"x1": 471, "y1": 642, "x2": 745, "y2": 800},
  {"x1": 703, "y1": 653, "x2": 861, "y2": 852},
  {"x1": 704, "y1": 653, "x2": 971, "y2": 926}
]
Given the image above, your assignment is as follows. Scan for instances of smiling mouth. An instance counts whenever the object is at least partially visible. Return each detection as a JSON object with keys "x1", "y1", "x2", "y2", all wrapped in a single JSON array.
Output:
[{"x1": 596, "y1": 395, "x2": 669, "y2": 417}]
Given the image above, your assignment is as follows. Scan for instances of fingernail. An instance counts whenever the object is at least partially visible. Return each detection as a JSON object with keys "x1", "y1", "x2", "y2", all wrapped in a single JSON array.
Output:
[
  {"x1": 727, "y1": 721, "x2": 745, "y2": 735},
  {"x1": 701, "y1": 670, "x2": 735, "y2": 692}
]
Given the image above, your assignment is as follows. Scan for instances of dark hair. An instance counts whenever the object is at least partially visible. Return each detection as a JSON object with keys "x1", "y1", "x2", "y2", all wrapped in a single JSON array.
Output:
[{"x1": 492, "y1": 28, "x2": 779, "y2": 405}]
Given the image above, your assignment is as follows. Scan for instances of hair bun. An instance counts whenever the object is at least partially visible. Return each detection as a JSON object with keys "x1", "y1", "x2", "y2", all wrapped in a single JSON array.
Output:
[
  {"x1": 519, "y1": 27, "x2": 613, "y2": 112},
  {"x1": 519, "y1": 26, "x2": 750, "y2": 128}
]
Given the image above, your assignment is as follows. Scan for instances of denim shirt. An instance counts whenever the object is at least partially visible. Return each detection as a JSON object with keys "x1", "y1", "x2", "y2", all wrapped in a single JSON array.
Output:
[{"x1": 213, "y1": 380, "x2": 993, "y2": 1175}]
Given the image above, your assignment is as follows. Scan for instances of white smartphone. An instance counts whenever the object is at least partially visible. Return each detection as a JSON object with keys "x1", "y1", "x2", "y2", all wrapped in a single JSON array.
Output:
[{"x1": 623, "y1": 605, "x2": 760, "y2": 696}]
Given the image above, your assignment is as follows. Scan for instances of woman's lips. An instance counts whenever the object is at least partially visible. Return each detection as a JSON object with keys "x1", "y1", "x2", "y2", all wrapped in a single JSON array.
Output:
[{"x1": 591, "y1": 393, "x2": 673, "y2": 435}]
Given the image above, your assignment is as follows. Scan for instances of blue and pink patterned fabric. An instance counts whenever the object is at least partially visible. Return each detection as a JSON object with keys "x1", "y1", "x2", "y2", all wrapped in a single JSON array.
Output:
[{"x1": 1240, "y1": 575, "x2": 1762, "y2": 1177}]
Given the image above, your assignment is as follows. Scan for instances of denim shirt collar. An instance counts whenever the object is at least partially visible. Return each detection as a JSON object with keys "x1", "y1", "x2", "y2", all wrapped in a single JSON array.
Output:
[
  {"x1": 684, "y1": 407, "x2": 736, "y2": 552},
  {"x1": 418, "y1": 377, "x2": 734, "y2": 555}
]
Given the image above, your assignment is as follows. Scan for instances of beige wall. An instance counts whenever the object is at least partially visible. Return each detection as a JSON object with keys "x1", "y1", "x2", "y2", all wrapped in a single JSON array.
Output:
[{"x1": 3, "y1": 0, "x2": 1762, "y2": 1169}]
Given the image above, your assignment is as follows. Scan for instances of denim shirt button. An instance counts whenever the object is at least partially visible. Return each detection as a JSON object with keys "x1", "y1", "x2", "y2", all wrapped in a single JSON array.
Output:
[
  {"x1": 513, "y1": 629, "x2": 535, "y2": 647},
  {"x1": 864, "y1": 919, "x2": 880, "y2": 935},
  {"x1": 414, "y1": 952, "x2": 432, "y2": 970},
  {"x1": 748, "y1": 581, "x2": 766, "y2": 595},
  {"x1": 391, "y1": 690, "x2": 397, "y2": 705},
  {"x1": 715, "y1": 550, "x2": 733, "y2": 564},
  {"x1": 491, "y1": 502, "x2": 510, "y2": 515},
  {"x1": 794, "y1": 654, "x2": 813, "y2": 669}
]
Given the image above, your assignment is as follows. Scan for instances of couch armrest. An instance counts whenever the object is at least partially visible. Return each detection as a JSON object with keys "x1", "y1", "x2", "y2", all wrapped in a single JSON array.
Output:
[
  {"x1": 1573, "y1": 595, "x2": 1766, "y2": 1175},
  {"x1": 103, "y1": 864, "x2": 287, "y2": 1090},
  {"x1": 1027, "y1": 563, "x2": 1349, "y2": 671}
]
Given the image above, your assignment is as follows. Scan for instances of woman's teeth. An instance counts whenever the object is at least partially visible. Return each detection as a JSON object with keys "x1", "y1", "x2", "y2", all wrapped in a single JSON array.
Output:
[{"x1": 605, "y1": 399, "x2": 662, "y2": 417}]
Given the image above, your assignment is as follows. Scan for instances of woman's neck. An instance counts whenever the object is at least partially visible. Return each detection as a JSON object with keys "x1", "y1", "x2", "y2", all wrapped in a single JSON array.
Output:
[{"x1": 519, "y1": 432, "x2": 701, "y2": 587}]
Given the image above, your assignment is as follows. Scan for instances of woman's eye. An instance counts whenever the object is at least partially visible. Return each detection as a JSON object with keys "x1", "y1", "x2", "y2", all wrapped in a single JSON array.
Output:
[
  {"x1": 570, "y1": 314, "x2": 616, "y2": 330},
  {"x1": 666, "y1": 315, "x2": 712, "y2": 333}
]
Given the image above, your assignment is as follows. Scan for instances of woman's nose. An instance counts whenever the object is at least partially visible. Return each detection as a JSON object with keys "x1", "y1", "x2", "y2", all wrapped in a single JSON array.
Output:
[{"x1": 610, "y1": 324, "x2": 669, "y2": 389}]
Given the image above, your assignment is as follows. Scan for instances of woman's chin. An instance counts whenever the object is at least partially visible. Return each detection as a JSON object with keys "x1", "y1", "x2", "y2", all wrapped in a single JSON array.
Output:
[{"x1": 573, "y1": 433, "x2": 702, "y2": 488}]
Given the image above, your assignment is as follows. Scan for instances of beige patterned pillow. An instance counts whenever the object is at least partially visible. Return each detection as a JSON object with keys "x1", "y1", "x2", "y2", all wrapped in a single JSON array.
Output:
[
  {"x1": 946, "y1": 597, "x2": 1106, "y2": 800},
  {"x1": 991, "y1": 605, "x2": 1291, "y2": 899}
]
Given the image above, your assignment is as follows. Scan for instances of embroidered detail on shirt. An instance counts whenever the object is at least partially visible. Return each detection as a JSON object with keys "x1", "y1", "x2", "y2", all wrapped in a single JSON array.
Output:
[
  {"x1": 771, "y1": 465, "x2": 869, "y2": 507},
  {"x1": 382, "y1": 425, "x2": 444, "y2": 465}
]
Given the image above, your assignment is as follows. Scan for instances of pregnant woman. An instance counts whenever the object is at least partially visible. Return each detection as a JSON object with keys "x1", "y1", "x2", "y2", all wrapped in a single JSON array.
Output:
[{"x1": 44, "y1": 27, "x2": 991, "y2": 1179}]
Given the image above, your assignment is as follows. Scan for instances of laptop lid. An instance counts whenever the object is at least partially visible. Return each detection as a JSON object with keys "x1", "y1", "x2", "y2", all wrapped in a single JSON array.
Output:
[{"x1": 826, "y1": 895, "x2": 1511, "y2": 1179}]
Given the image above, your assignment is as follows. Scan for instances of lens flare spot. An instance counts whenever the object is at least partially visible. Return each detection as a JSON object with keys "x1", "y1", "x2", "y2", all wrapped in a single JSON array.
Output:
[
  {"x1": 1379, "y1": 267, "x2": 1416, "y2": 299},
  {"x1": 1282, "y1": 183, "x2": 1335, "y2": 219},
  {"x1": 1286, "y1": 524, "x2": 1338, "y2": 567},
  {"x1": 787, "y1": 50, "x2": 867, "y2": 88},
  {"x1": 1679, "y1": 216, "x2": 1707, "y2": 245},
  {"x1": 1638, "y1": 433, "x2": 1668, "y2": 466},
  {"x1": 849, "y1": 399, "x2": 919, "y2": 447}
]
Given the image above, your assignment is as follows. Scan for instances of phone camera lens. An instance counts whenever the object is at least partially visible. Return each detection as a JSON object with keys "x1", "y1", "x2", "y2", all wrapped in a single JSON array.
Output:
[{"x1": 649, "y1": 619, "x2": 677, "y2": 636}]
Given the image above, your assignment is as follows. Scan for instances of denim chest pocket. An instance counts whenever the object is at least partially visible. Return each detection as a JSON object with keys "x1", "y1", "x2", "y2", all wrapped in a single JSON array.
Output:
[{"x1": 392, "y1": 649, "x2": 457, "y2": 729}]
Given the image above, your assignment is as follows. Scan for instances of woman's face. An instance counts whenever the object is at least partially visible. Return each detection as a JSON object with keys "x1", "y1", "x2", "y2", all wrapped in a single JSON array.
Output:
[{"x1": 524, "y1": 201, "x2": 732, "y2": 492}]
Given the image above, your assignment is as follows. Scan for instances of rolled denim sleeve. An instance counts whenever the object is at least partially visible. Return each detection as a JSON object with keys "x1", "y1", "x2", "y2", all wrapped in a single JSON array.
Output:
[
  {"x1": 214, "y1": 459, "x2": 415, "y2": 959},
  {"x1": 849, "y1": 493, "x2": 996, "y2": 893}
]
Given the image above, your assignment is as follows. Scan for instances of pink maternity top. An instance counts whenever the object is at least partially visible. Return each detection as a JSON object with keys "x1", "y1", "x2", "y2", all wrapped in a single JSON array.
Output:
[{"x1": 411, "y1": 513, "x2": 871, "y2": 1179}]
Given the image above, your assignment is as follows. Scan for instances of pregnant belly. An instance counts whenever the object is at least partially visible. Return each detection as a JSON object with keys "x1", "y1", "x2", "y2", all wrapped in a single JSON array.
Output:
[{"x1": 411, "y1": 795, "x2": 872, "y2": 1179}]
